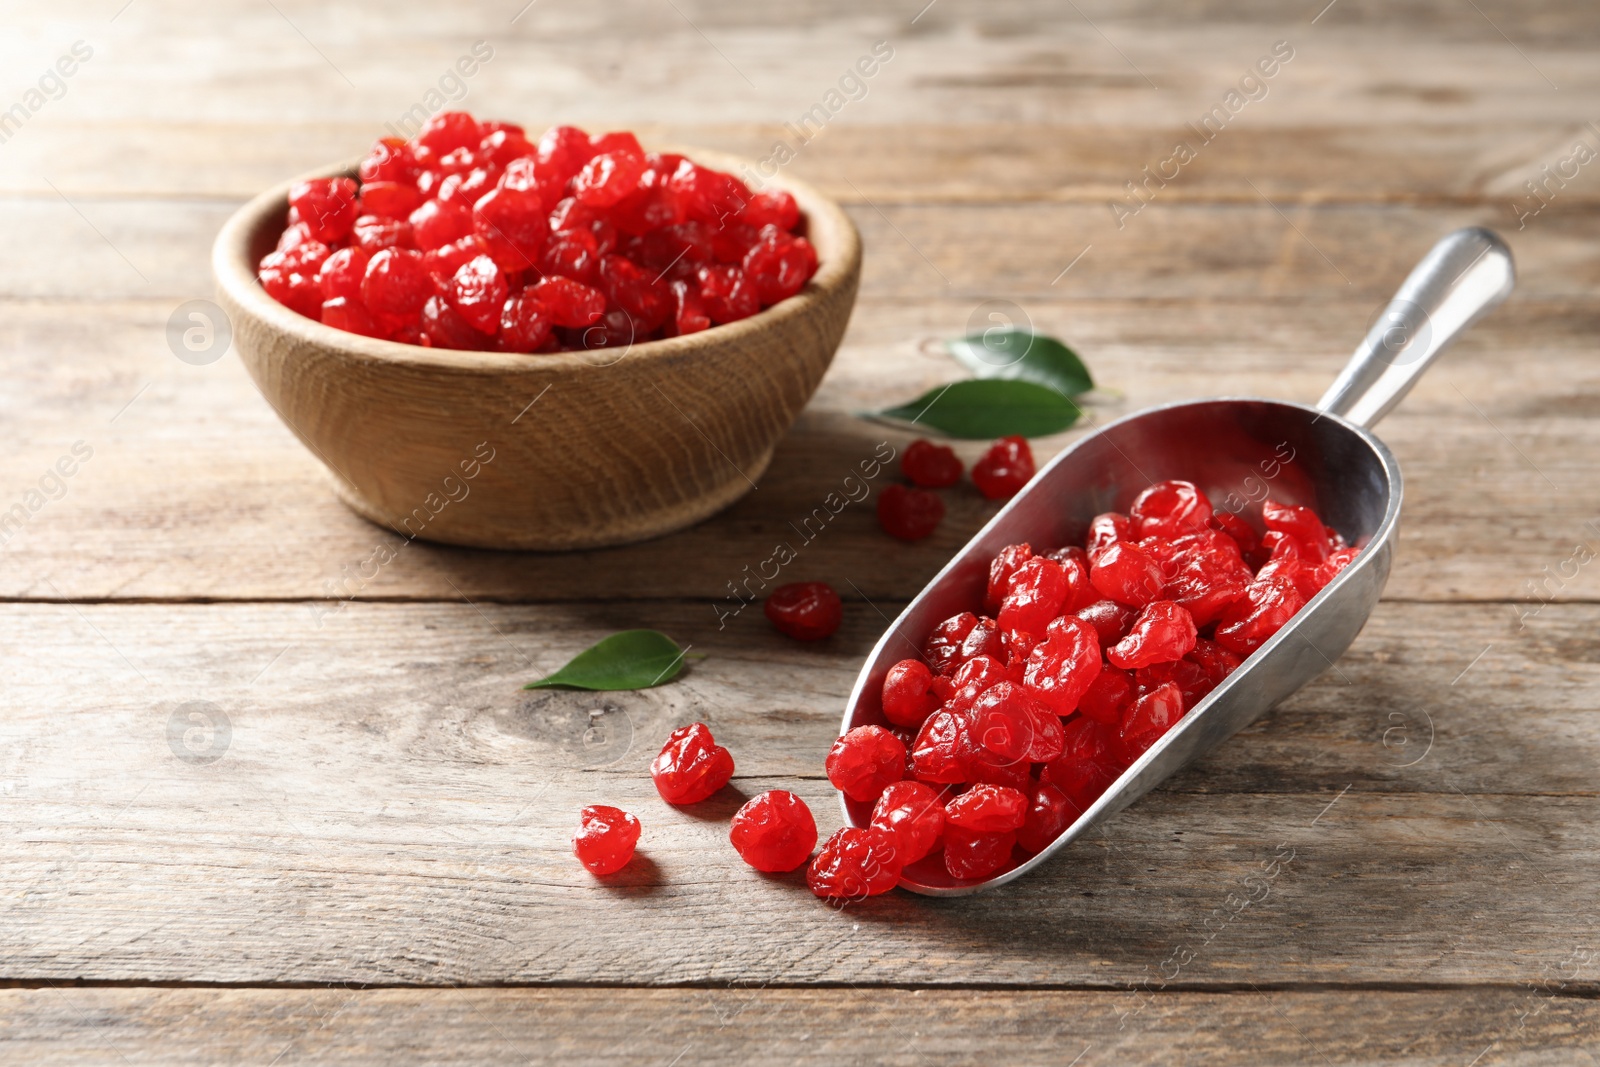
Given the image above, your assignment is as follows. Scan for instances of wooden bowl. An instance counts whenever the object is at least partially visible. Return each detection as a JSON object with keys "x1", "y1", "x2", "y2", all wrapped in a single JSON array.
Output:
[{"x1": 213, "y1": 149, "x2": 861, "y2": 550}]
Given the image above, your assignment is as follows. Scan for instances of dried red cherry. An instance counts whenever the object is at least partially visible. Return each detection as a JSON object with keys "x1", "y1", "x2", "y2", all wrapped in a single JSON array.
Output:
[
  {"x1": 764, "y1": 581, "x2": 843, "y2": 641},
  {"x1": 877, "y1": 484, "x2": 945, "y2": 541},
  {"x1": 826, "y1": 725, "x2": 906, "y2": 803},
  {"x1": 807, "y1": 826, "x2": 903, "y2": 898},
  {"x1": 870, "y1": 780, "x2": 946, "y2": 864},
  {"x1": 573, "y1": 805, "x2": 641, "y2": 876},
  {"x1": 650, "y1": 722, "x2": 735, "y2": 805},
  {"x1": 971, "y1": 436, "x2": 1035, "y2": 500},
  {"x1": 729, "y1": 790, "x2": 817, "y2": 872},
  {"x1": 901, "y1": 439, "x2": 963, "y2": 488}
]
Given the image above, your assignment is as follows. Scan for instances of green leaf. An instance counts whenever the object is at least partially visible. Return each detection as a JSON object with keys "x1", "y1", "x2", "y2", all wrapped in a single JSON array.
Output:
[
  {"x1": 946, "y1": 329, "x2": 1094, "y2": 397},
  {"x1": 523, "y1": 630, "x2": 690, "y2": 691},
  {"x1": 875, "y1": 378, "x2": 1082, "y2": 439}
]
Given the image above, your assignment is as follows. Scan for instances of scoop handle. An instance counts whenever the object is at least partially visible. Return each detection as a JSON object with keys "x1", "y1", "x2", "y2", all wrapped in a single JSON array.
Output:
[{"x1": 1317, "y1": 227, "x2": 1515, "y2": 429}]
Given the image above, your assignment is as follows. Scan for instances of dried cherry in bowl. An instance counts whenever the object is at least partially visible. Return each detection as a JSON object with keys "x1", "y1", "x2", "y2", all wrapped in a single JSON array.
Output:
[{"x1": 213, "y1": 148, "x2": 861, "y2": 550}]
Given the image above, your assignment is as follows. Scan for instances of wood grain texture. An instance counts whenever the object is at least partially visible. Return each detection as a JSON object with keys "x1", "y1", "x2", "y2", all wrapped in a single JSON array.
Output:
[
  {"x1": 4, "y1": 0, "x2": 1598, "y2": 1058},
  {"x1": 0, "y1": 297, "x2": 1589, "y2": 603},
  {"x1": 3, "y1": 987, "x2": 1597, "y2": 1066},
  {"x1": 0, "y1": 600, "x2": 1594, "y2": 987}
]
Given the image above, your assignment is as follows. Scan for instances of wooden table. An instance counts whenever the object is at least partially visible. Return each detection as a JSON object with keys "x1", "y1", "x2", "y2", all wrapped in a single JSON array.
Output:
[{"x1": 3, "y1": 1, "x2": 1597, "y2": 1062}]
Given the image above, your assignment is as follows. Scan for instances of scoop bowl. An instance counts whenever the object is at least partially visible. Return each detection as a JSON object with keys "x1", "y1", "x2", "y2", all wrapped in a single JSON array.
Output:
[{"x1": 840, "y1": 227, "x2": 1515, "y2": 895}]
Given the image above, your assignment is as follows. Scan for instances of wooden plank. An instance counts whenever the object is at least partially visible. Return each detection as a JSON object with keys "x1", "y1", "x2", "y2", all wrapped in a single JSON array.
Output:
[
  {"x1": 0, "y1": 600, "x2": 1595, "y2": 986},
  {"x1": 2, "y1": 987, "x2": 1597, "y2": 1066},
  {"x1": 0, "y1": 297, "x2": 1591, "y2": 604},
  {"x1": 5, "y1": 122, "x2": 1595, "y2": 208}
]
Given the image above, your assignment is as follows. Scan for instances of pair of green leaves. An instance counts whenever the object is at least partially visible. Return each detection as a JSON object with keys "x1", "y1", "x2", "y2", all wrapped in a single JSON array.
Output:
[
  {"x1": 876, "y1": 329, "x2": 1094, "y2": 439},
  {"x1": 524, "y1": 629, "x2": 690, "y2": 691}
]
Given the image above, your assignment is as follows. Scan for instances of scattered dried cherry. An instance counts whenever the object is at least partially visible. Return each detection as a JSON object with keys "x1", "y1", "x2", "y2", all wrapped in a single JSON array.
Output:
[
  {"x1": 650, "y1": 722, "x2": 735, "y2": 805},
  {"x1": 764, "y1": 581, "x2": 843, "y2": 641},
  {"x1": 877, "y1": 484, "x2": 945, "y2": 541},
  {"x1": 730, "y1": 790, "x2": 817, "y2": 872},
  {"x1": 807, "y1": 826, "x2": 903, "y2": 899},
  {"x1": 971, "y1": 436, "x2": 1035, "y2": 500},
  {"x1": 573, "y1": 805, "x2": 641, "y2": 876},
  {"x1": 901, "y1": 439, "x2": 963, "y2": 489}
]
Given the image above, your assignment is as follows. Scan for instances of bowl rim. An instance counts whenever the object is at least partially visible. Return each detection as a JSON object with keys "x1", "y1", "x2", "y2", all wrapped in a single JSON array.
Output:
[{"x1": 212, "y1": 144, "x2": 862, "y2": 374}]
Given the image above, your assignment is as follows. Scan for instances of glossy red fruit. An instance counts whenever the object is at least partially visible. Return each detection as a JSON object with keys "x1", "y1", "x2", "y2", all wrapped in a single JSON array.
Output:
[
  {"x1": 881, "y1": 659, "x2": 940, "y2": 729},
  {"x1": 320, "y1": 296, "x2": 383, "y2": 338},
  {"x1": 741, "y1": 188, "x2": 801, "y2": 230},
  {"x1": 259, "y1": 240, "x2": 330, "y2": 318},
  {"x1": 997, "y1": 557, "x2": 1070, "y2": 635},
  {"x1": 944, "y1": 653, "x2": 1011, "y2": 715},
  {"x1": 764, "y1": 581, "x2": 843, "y2": 641},
  {"x1": 289, "y1": 177, "x2": 359, "y2": 242},
  {"x1": 944, "y1": 783, "x2": 1028, "y2": 832},
  {"x1": 408, "y1": 197, "x2": 475, "y2": 252},
  {"x1": 499, "y1": 291, "x2": 554, "y2": 353},
  {"x1": 359, "y1": 137, "x2": 416, "y2": 184},
  {"x1": 536, "y1": 125, "x2": 597, "y2": 186},
  {"x1": 1017, "y1": 781, "x2": 1081, "y2": 854},
  {"x1": 697, "y1": 264, "x2": 760, "y2": 323},
  {"x1": 807, "y1": 826, "x2": 903, "y2": 899},
  {"x1": 1022, "y1": 616, "x2": 1102, "y2": 716},
  {"x1": 316, "y1": 247, "x2": 369, "y2": 303},
  {"x1": 1214, "y1": 576, "x2": 1307, "y2": 656},
  {"x1": 361, "y1": 248, "x2": 433, "y2": 317},
  {"x1": 668, "y1": 278, "x2": 712, "y2": 336},
  {"x1": 827, "y1": 725, "x2": 907, "y2": 803},
  {"x1": 421, "y1": 294, "x2": 491, "y2": 350},
  {"x1": 352, "y1": 214, "x2": 413, "y2": 254},
  {"x1": 1130, "y1": 479, "x2": 1214, "y2": 539},
  {"x1": 943, "y1": 824, "x2": 1016, "y2": 881},
  {"x1": 985, "y1": 544, "x2": 1034, "y2": 613},
  {"x1": 417, "y1": 111, "x2": 482, "y2": 154},
  {"x1": 1076, "y1": 598, "x2": 1139, "y2": 648},
  {"x1": 472, "y1": 186, "x2": 548, "y2": 272},
  {"x1": 970, "y1": 681, "x2": 1064, "y2": 763},
  {"x1": 1089, "y1": 540, "x2": 1164, "y2": 607},
  {"x1": 1107, "y1": 600, "x2": 1198, "y2": 670},
  {"x1": 901, "y1": 439, "x2": 963, "y2": 488},
  {"x1": 1263, "y1": 500, "x2": 1332, "y2": 563},
  {"x1": 971, "y1": 436, "x2": 1035, "y2": 500},
  {"x1": 599, "y1": 253, "x2": 672, "y2": 331},
  {"x1": 573, "y1": 805, "x2": 641, "y2": 876},
  {"x1": 1211, "y1": 509, "x2": 1260, "y2": 556},
  {"x1": 877, "y1": 484, "x2": 945, "y2": 541},
  {"x1": 1078, "y1": 665, "x2": 1135, "y2": 725},
  {"x1": 911, "y1": 707, "x2": 974, "y2": 784},
  {"x1": 729, "y1": 790, "x2": 817, "y2": 872},
  {"x1": 531, "y1": 276, "x2": 607, "y2": 328},
  {"x1": 870, "y1": 780, "x2": 946, "y2": 864},
  {"x1": 742, "y1": 228, "x2": 817, "y2": 304},
  {"x1": 1042, "y1": 717, "x2": 1123, "y2": 810},
  {"x1": 923, "y1": 612, "x2": 978, "y2": 675},
  {"x1": 358, "y1": 180, "x2": 423, "y2": 220},
  {"x1": 448, "y1": 255, "x2": 509, "y2": 334},
  {"x1": 1118, "y1": 680, "x2": 1185, "y2": 760},
  {"x1": 650, "y1": 722, "x2": 735, "y2": 805},
  {"x1": 573, "y1": 148, "x2": 646, "y2": 207},
  {"x1": 1086, "y1": 512, "x2": 1133, "y2": 559}
]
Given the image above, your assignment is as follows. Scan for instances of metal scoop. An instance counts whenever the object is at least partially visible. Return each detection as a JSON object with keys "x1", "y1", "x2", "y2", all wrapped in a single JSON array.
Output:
[{"x1": 840, "y1": 227, "x2": 1515, "y2": 896}]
